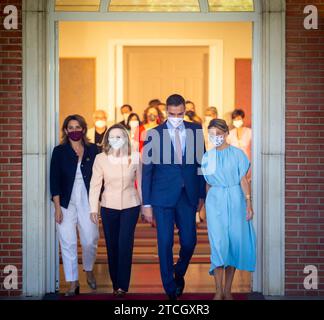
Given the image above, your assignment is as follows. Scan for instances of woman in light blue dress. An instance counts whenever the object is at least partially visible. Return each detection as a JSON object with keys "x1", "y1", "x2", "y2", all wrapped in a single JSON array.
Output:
[{"x1": 201, "y1": 119, "x2": 256, "y2": 300}]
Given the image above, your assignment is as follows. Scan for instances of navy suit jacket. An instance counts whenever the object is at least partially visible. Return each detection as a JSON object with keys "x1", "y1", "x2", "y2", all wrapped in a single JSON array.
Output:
[
  {"x1": 50, "y1": 142, "x2": 98, "y2": 209},
  {"x1": 142, "y1": 121, "x2": 206, "y2": 208}
]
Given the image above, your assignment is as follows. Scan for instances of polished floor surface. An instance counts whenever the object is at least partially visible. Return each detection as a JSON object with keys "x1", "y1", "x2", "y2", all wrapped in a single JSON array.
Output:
[{"x1": 60, "y1": 263, "x2": 251, "y2": 294}]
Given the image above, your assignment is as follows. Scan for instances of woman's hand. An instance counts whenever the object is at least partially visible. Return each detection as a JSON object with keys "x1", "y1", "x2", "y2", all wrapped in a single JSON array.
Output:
[
  {"x1": 55, "y1": 208, "x2": 63, "y2": 224},
  {"x1": 143, "y1": 206, "x2": 153, "y2": 224},
  {"x1": 90, "y1": 212, "x2": 99, "y2": 225},
  {"x1": 246, "y1": 200, "x2": 254, "y2": 221}
]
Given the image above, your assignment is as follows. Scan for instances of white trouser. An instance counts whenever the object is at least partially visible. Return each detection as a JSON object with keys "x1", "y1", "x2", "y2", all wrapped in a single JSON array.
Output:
[{"x1": 57, "y1": 178, "x2": 99, "y2": 282}]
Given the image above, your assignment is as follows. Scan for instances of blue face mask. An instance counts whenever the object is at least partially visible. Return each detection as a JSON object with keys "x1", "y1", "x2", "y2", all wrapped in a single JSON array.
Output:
[{"x1": 209, "y1": 134, "x2": 225, "y2": 147}]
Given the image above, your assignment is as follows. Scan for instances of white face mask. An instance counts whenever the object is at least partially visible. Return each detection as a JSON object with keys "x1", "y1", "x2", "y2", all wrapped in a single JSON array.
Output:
[
  {"x1": 209, "y1": 134, "x2": 225, "y2": 148},
  {"x1": 109, "y1": 137, "x2": 125, "y2": 150},
  {"x1": 129, "y1": 120, "x2": 139, "y2": 129},
  {"x1": 233, "y1": 119, "x2": 244, "y2": 129},
  {"x1": 168, "y1": 117, "x2": 184, "y2": 128},
  {"x1": 95, "y1": 120, "x2": 107, "y2": 129}
]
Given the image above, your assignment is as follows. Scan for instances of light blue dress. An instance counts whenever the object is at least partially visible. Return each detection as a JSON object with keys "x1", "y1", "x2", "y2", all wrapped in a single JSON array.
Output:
[{"x1": 201, "y1": 145, "x2": 256, "y2": 274}]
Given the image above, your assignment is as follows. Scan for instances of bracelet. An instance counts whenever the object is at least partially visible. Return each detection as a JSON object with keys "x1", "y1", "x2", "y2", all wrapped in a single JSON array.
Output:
[{"x1": 245, "y1": 194, "x2": 252, "y2": 201}]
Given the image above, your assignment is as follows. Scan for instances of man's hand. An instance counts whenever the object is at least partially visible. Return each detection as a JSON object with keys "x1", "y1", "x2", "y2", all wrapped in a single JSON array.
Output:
[
  {"x1": 197, "y1": 198, "x2": 205, "y2": 212},
  {"x1": 143, "y1": 206, "x2": 153, "y2": 224}
]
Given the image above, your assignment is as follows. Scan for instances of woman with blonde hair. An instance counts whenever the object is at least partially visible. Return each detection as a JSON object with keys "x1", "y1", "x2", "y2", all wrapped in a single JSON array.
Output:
[
  {"x1": 50, "y1": 114, "x2": 99, "y2": 296},
  {"x1": 89, "y1": 124, "x2": 142, "y2": 297}
]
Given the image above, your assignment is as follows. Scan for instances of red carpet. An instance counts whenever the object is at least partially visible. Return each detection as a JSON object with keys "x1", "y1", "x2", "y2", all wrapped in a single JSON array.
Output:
[{"x1": 59, "y1": 293, "x2": 249, "y2": 300}]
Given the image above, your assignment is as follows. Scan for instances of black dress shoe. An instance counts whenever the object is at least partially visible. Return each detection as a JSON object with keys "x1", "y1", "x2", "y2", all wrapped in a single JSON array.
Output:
[
  {"x1": 168, "y1": 293, "x2": 177, "y2": 300},
  {"x1": 175, "y1": 275, "x2": 185, "y2": 297}
]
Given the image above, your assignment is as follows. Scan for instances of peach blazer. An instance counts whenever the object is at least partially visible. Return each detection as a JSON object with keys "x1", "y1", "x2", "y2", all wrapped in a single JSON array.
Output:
[{"x1": 89, "y1": 152, "x2": 142, "y2": 212}]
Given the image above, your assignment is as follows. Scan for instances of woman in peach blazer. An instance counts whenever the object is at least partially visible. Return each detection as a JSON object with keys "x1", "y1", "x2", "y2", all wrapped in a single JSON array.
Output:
[{"x1": 89, "y1": 124, "x2": 142, "y2": 297}]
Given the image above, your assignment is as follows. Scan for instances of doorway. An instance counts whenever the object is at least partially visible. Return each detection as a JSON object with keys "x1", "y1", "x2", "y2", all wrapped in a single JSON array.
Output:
[{"x1": 57, "y1": 20, "x2": 254, "y2": 294}]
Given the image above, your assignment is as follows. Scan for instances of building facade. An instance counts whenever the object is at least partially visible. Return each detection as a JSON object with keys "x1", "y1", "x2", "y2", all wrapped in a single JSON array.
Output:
[{"x1": 0, "y1": 0, "x2": 323, "y2": 297}]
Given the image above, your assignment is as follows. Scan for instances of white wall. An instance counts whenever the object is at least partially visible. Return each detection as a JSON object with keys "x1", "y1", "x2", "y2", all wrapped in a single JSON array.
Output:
[{"x1": 59, "y1": 21, "x2": 252, "y2": 122}]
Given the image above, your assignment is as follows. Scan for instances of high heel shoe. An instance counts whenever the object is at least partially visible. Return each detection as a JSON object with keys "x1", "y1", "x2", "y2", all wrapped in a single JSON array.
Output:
[
  {"x1": 86, "y1": 272, "x2": 97, "y2": 290},
  {"x1": 65, "y1": 285, "x2": 80, "y2": 297}
]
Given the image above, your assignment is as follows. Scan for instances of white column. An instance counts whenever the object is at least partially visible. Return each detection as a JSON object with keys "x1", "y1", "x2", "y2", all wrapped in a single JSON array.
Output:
[
  {"x1": 261, "y1": 0, "x2": 286, "y2": 296},
  {"x1": 22, "y1": 0, "x2": 48, "y2": 297}
]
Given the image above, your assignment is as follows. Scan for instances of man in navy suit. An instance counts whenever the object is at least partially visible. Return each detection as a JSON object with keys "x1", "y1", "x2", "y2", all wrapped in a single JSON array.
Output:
[{"x1": 142, "y1": 94, "x2": 206, "y2": 300}]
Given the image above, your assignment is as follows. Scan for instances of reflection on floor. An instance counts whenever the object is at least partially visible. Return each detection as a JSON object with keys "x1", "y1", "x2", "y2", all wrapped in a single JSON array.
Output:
[{"x1": 59, "y1": 264, "x2": 251, "y2": 294}]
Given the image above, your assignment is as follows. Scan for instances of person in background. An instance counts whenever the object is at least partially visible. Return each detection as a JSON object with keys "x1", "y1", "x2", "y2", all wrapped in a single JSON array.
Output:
[
  {"x1": 185, "y1": 100, "x2": 203, "y2": 123},
  {"x1": 184, "y1": 110, "x2": 203, "y2": 125},
  {"x1": 126, "y1": 112, "x2": 141, "y2": 152},
  {"x1": 148, "y1": 98, "x2": 162, "y2": 108},
  {"x1": 203, "y1": 107, "x2": 219, "y2": 151},
  {"x1": 89, "y1": 124, "x2": 142, "y2": 298},
  {"x1": 119, "y1": 104, "x2": 133, "y2": 129},
  {"x1": 201, "y1": 119, "x2": 256, "y2": 300},
  {"x1": 227, "y1": 109, "x2": 252, "y2": 161},
  {"x1": 158, "y1": 102, "x2": 167, "y2": 120},
  {"x1": 227, "y1": 109, "x2": 252, "y2": 182},
  {"x1": 50, "y1": 114, "x2": 99, "y2": 296},
  {"x1": 87, "y1": 109, "x2": 108, "y2": 152},
  {"x1": 135, "y1": 105, "x2": 164, "y2": 153}
]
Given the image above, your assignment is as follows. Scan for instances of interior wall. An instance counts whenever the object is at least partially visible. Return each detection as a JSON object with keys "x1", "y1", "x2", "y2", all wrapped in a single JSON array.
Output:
[{"x1": 59, "y1": 21, "x2": 252, "y2": 123}]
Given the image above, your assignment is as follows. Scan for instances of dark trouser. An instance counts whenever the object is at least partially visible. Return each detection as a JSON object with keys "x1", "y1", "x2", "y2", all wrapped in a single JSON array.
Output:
[
  {"x1": 101, "y1": 206, "x2": 140, "y2": 292},
  {"x1": 153, "y1": 189, "x2": 197, "y2": 295}
]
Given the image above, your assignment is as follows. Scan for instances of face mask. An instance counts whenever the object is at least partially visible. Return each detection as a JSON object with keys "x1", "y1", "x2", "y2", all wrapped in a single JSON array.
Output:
[
  {"x1": 129, "y1": 120, "x2": 139, "y2": 129},
  {"x1": 168, "y1": 117, "x2": 184, "y2": 128},
  {"x1": 233, "y1": 120, "x2": 244, "y2": 129},
  {"x1": 148, "y1": 114, "x2": 157, "y2": 122},
  {"x1": 209, "y1": 134, "x2": 225, "y2": 147},
  {"x1": 68, "y1": 131, "x2": 83, "y2": 142},
  {"x1": 205, "y1": 116, "x2": 213, "y2": 125},
  {"x1": 109, "y1": 137, "x2": 125, "y2": 150},
  {"x1": 95, "y1": 120, "x2": 107, "y2": 129}
]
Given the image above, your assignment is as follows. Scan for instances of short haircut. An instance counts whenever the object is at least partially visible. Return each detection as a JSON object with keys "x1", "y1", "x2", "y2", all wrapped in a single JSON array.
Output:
[
  {"x1": 166, "y1": 94, "x2": 185, "y2": 108},
  {"x1": 232, "y1": 109, "x2": 245, "y2": 119},
  {"x1": 121, "y1": 104, "x2": 133, "y2": 112},
  {"x1": 206, "y1": 106, "x2": 218, "y2": 117}
]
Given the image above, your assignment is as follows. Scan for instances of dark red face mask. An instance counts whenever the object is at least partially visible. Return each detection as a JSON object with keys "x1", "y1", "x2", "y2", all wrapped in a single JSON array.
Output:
[{"x1": 68, "y1": 130, "x2": 83, "y2": 142}]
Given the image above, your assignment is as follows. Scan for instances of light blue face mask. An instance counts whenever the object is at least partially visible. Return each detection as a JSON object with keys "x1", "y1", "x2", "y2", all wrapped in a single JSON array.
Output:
[
  {"x1": 109, "y1": 137, "x2": 125, "y2": 150},
  {"x1": 209, "y1": 134, "x2": 225, "y2": 147}
]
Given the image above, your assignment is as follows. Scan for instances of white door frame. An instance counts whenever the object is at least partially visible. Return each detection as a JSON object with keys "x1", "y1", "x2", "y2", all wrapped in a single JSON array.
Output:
[
  {"x1": 109, "y1": 38, "x2": 223, "y2": 122},
  {"x1": 22, "y1": 0, "x2": 286, "y2": 296}
]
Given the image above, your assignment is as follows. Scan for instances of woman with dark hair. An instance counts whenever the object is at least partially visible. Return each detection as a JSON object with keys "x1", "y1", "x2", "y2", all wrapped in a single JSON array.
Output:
[
  {"x1": 185, "y1": 100, "x2": 203, "y2": 123},
  {"x1": 135, "y1": 105, "x2": 164, "y2": 153},
  {"x1": 184, "y1": 110, "x2": 203, "y2": 125},
  {"x1": 126, "y1": 112, "x2": 141, "y2": 151},
  {"x1": 50, "y1": 114, "x2": 99, "y2": 296},
  {"x1": 89, "y1": 124, "x2": 142, "y2": 297},
  {"x1": 227, "y1": 109, "x2": 252, "y2": 161},
  {"x1": 201, "y1": 119, "x2": 256, "y2": 300}
]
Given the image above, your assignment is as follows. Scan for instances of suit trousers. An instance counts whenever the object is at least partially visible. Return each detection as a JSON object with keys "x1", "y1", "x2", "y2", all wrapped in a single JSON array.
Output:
[{"x1": 153, "y1": 188, "x2": 197, "y2": 295}]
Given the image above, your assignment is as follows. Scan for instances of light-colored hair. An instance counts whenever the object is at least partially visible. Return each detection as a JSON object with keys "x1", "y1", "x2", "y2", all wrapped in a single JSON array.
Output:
[
  {"x1": 205, "y1": 107, "x2": 218, "y2": 118},
  {"x1": 102, "y1": 124, "x2": 131, "y2": 156}
]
